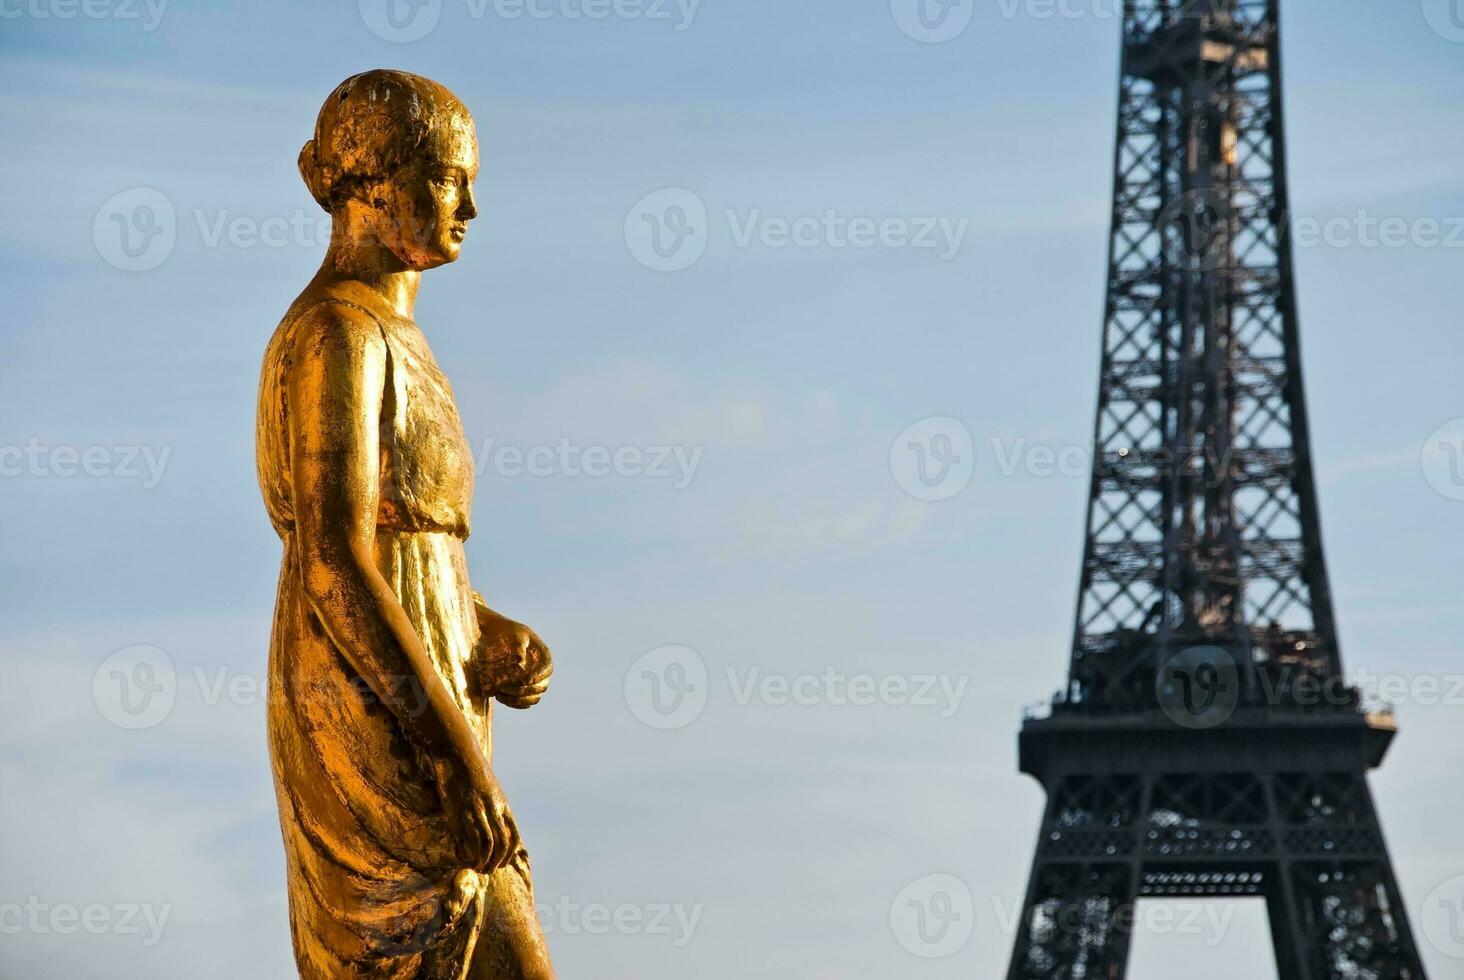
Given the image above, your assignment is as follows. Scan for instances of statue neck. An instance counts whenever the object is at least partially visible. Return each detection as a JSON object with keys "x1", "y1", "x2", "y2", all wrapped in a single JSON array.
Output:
[{"x1": 318, "y1": 227, "x2": 421, "y2": 320}]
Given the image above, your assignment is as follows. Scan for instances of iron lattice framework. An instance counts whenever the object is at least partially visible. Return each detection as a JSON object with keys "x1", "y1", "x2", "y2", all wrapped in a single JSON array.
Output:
[
  {"x1": 1006, "y1": 2, "x2": 1428, "y2": 977},
  {"x1": 1067, "y1": 0, "x2": 1340, "y2": 711}
]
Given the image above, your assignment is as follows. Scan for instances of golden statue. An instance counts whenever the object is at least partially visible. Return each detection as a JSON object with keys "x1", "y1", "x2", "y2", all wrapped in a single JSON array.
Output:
[{"x1": 256, "y1": 70, "x2": 556, "y2": 979}]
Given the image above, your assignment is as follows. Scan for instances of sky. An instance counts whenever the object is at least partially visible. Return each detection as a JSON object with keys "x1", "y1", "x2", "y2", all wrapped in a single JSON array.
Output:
[{"x1": 1, "y1": 1, "x2": 1463, "y2": 977}]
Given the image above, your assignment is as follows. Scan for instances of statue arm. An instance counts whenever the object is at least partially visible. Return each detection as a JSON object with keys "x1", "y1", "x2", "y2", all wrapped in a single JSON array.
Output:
[{"x1": 286, "y1": 306, "x2": 517, "y2": 868}]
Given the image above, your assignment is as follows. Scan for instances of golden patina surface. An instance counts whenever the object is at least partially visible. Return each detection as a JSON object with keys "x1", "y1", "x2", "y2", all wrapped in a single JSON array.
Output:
[{"x1": 256, "y1": 69, "x2": 555, "y2": 979}]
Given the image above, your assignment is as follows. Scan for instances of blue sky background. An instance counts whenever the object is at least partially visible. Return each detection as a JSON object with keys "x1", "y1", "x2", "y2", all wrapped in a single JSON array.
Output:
[{"x1": 2, "y1": 1, "x2": 1462, "y2": 976}]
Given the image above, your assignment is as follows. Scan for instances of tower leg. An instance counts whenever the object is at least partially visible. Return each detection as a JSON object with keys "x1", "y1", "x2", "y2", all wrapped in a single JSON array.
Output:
[
  {"x1": 1271, "y1": 772, "x2": 1429, "y2": 979},
  {"x1": 1263, "y1": 774, "x2": 1311, "y2": 980},
  {"x1": 1006, "y1": 862, "x2": 1137, "y2": 980},
  {"x1": 1285, "y1": 860, "x2": 1427, "y2": 980}
]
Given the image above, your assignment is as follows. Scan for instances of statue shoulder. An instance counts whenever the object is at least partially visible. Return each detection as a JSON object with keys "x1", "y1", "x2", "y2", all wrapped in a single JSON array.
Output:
[{"x1": 282, "y1": 291, "x2": 389, "y2": 366}]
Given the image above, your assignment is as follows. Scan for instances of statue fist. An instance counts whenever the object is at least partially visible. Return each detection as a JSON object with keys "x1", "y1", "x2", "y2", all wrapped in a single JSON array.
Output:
[{"x1": 474, "y1": 611, "x2": 553, "y2": 710}]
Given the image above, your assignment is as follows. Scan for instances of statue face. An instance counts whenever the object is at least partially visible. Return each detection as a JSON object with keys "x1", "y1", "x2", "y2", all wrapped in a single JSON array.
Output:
[{"x1": 371, "y1": 110, "x2": 480, "y2": 270}]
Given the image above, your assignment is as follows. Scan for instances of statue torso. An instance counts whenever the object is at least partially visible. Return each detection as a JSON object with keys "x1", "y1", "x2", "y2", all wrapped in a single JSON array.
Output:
[{"x1": 256, "y1": 281, "x2": 475, "y2": 540}]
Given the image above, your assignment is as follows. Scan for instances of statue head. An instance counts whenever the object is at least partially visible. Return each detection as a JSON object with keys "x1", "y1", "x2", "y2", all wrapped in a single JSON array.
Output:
[{"x1": 300, "y1": 69, "x2": 479, "y2": 270}]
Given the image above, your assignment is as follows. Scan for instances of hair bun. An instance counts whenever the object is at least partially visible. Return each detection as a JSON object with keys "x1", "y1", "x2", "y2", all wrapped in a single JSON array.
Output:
[{"x1": 298, "y1": 138, "x2": 334, "y2": 211}]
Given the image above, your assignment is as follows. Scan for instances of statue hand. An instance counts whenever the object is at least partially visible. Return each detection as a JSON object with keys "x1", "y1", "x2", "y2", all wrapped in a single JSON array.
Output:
[
  {"x1": 435, "y1": 758, "x2": 521, "y2": 873},
  {"x1": 474, "y1": 611, "x2": 553, "y2": 710}
]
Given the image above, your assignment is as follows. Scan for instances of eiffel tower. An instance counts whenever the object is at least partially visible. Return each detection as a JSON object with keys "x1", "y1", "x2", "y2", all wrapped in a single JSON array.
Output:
[{"x1": 1005, "y1": 2, "x2": 1429, "y2": 977}]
